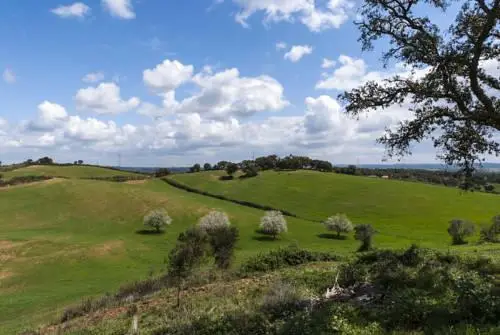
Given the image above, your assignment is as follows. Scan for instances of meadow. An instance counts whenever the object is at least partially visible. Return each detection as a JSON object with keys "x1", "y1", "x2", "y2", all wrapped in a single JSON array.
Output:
[
  {"x1": 171, "y1": 170, "x2": 500, "y2": 249},
  {"x1": 1, "y1": 166, "x2": 499, "y2": 333},
  {"x1": 1, "y1": 165, "x2": 139, "y2": 180}
]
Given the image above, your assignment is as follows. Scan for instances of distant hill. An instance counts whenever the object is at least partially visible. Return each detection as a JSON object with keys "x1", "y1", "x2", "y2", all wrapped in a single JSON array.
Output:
[{"x1": 115, "y1": 166, "x2": 190, "y2": 174}]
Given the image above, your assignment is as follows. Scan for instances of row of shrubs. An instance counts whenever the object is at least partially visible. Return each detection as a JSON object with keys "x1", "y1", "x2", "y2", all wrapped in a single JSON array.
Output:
[
  {"x1": 82, "y1": 175, "x2": 149, "y2": 183},
  {"x1": 0, "y1": 175, "x2": 53, "y2": 187},
  {"x1": 162, "y1": 178, "x2": 298, "y2": 217},
  {"x1": 448, "y1": 216, "x2": 500, "y2": 244}
]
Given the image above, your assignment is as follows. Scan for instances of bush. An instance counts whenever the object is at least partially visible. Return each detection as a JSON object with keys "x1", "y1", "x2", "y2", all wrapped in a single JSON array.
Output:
[
  {"x1": 480, "y1": 215, "x2": 500, "y2": 243},
  {"x1": 198, "y1": 211, "x2": 230, "y2": 233},
  {"x1": 208, "y1": 225, "x2": 239, "y2": 269},
  {"x1": 448, "y1": 219, "x2": 476, "y2": 245},
  {"x1": 155, "y1": 168, "x2": 171, "y2": 177},
  {"x1": 259, "y1": 211, "x2": 287, "y2": 239},
  {"x1": 225, "y1": 163, "x2": 239, "y2": 176},
  {"x1": 168, "y1": 227, "x2": 209, "y2": 307},
  {"x1": 143, "y1": 209, "x2": 172, "y2": 233},
  {"x1": 354, "y1": 224, "x2": 375, "y2": 251},
  {"x1": 323, "y1": 214, "x2": 353, "y2": 237},
  {"x1": 260, "y1": 281, "x2": 306, "y2": 318},
  {"x1": 239, "y1": 245, "x2": 338, "y2": 274}
]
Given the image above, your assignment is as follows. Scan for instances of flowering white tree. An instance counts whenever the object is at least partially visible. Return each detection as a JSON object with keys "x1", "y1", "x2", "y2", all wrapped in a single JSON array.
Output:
[
  {"x1": 198, "y1": 211, "x2": 230, "y2": 233},
  {"x1": 324, "y1": 214, "x2": 353, "y2": 238},
  {"x1": 259, "y1": 211, "x2": 287, "y2": 239},
  {"x1": 144, "y1": 209, "x2": 172, "y2": 233}
]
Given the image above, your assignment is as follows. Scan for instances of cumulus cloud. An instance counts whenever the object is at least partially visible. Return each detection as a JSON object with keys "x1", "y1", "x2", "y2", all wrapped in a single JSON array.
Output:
[
  {"x1": 51, "y1": 2, "x2": 91, "y2": 18},
  {"x1": 82, "y1": 72, "x2": 105, "y2": 83},
  {"x1": 233, "y1": 0, "x2": 353, "y2": 32},
  {"x1": 141, "y1": 59, "x2": 289, "y2": 120},
  {"x1": 143, "y1": 59, "x2": 194, "y2": 92},
  {"x1": 75, "y1": 82, "x2": 140, "y2": 114},
  {"x1": 26, "y1": 101, "x2": 68, "y2": 131},
  {"x1": 102, "y1": 0, "x2": 135, "y2": 19},
  {"x1": 284, "y1": 45, "x2": 313, "y2": 62},
  {"x1": 2, "y1": 68, "x2": 16, "y2": 84}
]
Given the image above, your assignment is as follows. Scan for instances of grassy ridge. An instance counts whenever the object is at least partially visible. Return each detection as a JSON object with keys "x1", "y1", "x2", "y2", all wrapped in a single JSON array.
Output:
[
  {"x1": 170, "y1": 170, "x2": 500, "y2": 248},
  {"x1": 2, "y1": 165, "x2": 140, "y2": 180}
]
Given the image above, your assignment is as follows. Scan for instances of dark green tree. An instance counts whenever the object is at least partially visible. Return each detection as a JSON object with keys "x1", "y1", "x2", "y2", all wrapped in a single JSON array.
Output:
[
  {"x1": 168, "y1": 227, "x2": 208, "y2": 307},
  {"x1": 341, "y1": 0, "x2": 500, "y2": 179},
  {"x1": 203, "y1": 163, "x2": 212, "y2": 171},
  {"x1": 207, "y1": 226, "x2": 239, "y2": 269},
  {"x1": 225, "y1": 163, "x2": 239, "y2": 177},
  {"x1": 354, "y1": 224, "x2": 376, "y2": 251}
]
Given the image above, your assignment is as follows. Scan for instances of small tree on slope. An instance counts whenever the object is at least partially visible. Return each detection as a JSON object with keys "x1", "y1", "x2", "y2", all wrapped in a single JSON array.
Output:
[
  {"x1": 143, "y1": 209, "x2": 172, "y2": 233},
  {"x1": 259, "y1": 211, "x2": 288, "y2": 240},
  {"x1": 324, "y1": 214, "x2": 354, "y2": 238}
]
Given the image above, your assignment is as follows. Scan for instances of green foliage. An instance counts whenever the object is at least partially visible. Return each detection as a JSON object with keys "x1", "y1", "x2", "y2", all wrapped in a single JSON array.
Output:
[
  {"x1": 448, "y1": 219, "x2": 476, "y2": 245},
  {"x1": 208, "y1": 226, "x2": 239, "y2": 269},
  {"x1": 168, "y1": 227, "x2": 209, "y2": 306},
  {"x1": 225, "y1": 163, "x2": 239, "y2": 176},
  {"x1": 203, "y1": 163, "x2": 212, "y2": 171},
  {"x1": 239, "y1": 245, "x2": 339, "y2": 274},
  {"x1": 154, "y1": 168, "x2": 171, "y2": 177},
  {"x1": 143, "y1": 209, "x2": 172, "y2": 233},
  {"x1": 480, "y1": 215, "x2": 500, "y2": 243},
  {"x1": 189, "y1": 164, "x2": 201, "y2": 173},
  {"x1": 0, "y1": 175, "x2": 53, "y2": 187},
  {"x1": 260, "y1": 281, "x2": 307, "y2": 319},
  {"x1": 354, "y1": 224, "x2": 375, "y2": 251}
]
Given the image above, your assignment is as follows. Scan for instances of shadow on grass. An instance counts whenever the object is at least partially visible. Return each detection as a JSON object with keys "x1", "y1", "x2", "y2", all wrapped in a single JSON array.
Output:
[
  {"x1": 252, "y1": 235, "x2": 277, "y2": 242},
  {"x1": 135, "y1": 229, "x2": 165, "y2": 236},
  {"x1": 253, "y1": 229, "x2": 279, "y2": 241},
  {"x1": 218, "y1": 175, "x2": 234, "y2": 181},
  {"x1": 317, "y1": 233, "x2": 347, "y2": 240}
]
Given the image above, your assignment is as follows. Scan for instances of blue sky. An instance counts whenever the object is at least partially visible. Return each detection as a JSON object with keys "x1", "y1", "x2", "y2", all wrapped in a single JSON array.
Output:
[{"x1": 0, "y1": 0, "x2": 497, "y2": 166}]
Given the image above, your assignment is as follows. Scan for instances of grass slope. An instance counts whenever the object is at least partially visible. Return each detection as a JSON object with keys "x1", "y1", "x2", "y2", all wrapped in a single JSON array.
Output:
[
  {"x1": 170, "y1": 170, "x2": 500, "y2": 249},
  {"x1": 1, "y1": 178, "x2": 364, "y2": 334},
  {"x1": 2, "y1": 165, "x2": 139, "y2": 180}
]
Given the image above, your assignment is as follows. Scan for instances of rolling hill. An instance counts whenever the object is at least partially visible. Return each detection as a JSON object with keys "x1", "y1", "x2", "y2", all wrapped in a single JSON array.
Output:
[
  {"x1": 1, "y1": 165, "x2": 499, "y2": 333},
  {"x1": 170, "y1": 170, "x2": 500, "y2": 249},
  {"x1": 1, "y1": 165, "x2": 140, "y2": 180}
]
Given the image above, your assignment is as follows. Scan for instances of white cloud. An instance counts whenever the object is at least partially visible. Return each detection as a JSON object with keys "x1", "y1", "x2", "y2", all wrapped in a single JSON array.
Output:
[
  {"x1": 137, "y1": 102, "x2": 167, "y2": 118},
  {"x1": 316, "y1": 55, "x2": 387, "y2": 90},
  {"x1": 143, "y1": 59, "x2": 194, "y2": 92},
  {"x1": 276, "y1": 42, "x2": 287, "y2": 50},
  {"x1": 26, "y1": 101, "x2": 68, "y2": 131},
  {"x1": 51, "y1": 2, "x2": 91, "y2": 18},
  {"x1": 75, "y1": 82, "x2": 140, "y2": 114},
  {"x1": 284, "y1": 45, "x2": 313, "y2": 62},
  {"x1": 321, "y1": 58, "x2": 336, "y2": 69},
  {"x1": 82, "y1": 72, "x2": 105, "y2": 83},
  {"x1": 2, "y1": 68, "x2": 16, "y2": 84},
  {"x1": 233, "y1": 0, "x2": 353, "y2": 32},
  {"x1": 102, "y1": 0, "x2": 135, "y2": 19},
  {"x1": 174, "y1": 68, "x2": 289, "y2": 119}
]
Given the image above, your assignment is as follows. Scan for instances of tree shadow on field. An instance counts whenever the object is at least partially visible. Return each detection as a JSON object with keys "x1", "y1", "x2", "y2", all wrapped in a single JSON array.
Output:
[
  {"x1": 317, "y1": 233, "x2": 347, "y2": 240},
  {"x1": 219, "y1": 175, "x2": 234, "y2": 181},
  {"x1": 252, "y1": 229, "x2": 278, "y2": 241},
  {"x1": 135, "y1": 229, "x2": 165, "y2": 236}
]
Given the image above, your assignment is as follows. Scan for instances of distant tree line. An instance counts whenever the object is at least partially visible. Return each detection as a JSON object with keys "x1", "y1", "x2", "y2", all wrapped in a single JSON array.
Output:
[{"x1": 188, "y1": 154, "x2": 334, "y2": 179}]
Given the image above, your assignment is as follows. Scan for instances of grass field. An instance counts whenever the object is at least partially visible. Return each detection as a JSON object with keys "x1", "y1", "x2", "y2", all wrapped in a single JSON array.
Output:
[
  {"x1": 1, "y1": 165, "x2": 139, "y2": 180},
  {"x1": 1, "y1": 166, "x2": 500, "y2": 333},
  {"x1": 170, "y1": 170, "x2": 500, "y2": 249}
]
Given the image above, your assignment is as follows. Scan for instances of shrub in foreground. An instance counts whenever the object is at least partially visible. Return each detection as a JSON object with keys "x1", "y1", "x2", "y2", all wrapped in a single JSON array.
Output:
[
  {"x1": 239, "y1": 245, "x2": 338, "y2": 274},
  {"x1": 323, "y1": 213, "x2": 353, "y2": 238},
  {"x1": 448, "y1": 219, "x2": 476, "y2": 245},
  {"x1": 208, "y1": 225, "x2": 239, "y2": 269},
  {"x1": 354, "y1": 224, "x2": 375, "y2": 251},
  {"x1": 198, "y1": 211, "x2": 230, "y2": 233},
  {"x1": 143, "y1": 209, "x2": 172, "y2": 233},
  {"x1": 259, "y1": 211, "x2": 287, "y2": 239}
]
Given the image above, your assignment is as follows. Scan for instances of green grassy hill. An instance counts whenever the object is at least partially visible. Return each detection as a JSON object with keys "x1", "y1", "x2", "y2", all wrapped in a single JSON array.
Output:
[
  {"x1": 2, "y1": 167, "x2": 499, "y2": 333},
  {"x1": 170, "y1": 170, "x2": 500, "y2": 249},
  {"x1": 1, "y1": 165, "x2": 140, "y2": 180},
  {"x1": 0, "y1": 177, "x2": 352, "y2": 334}
]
